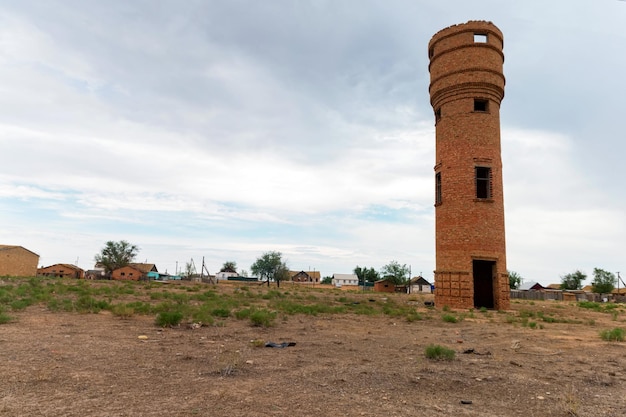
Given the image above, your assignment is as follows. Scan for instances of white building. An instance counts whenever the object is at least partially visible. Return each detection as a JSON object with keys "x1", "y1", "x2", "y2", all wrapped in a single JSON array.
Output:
[
  {"x1": 215, "y1": 271, "x2": 238, "y2": 281},
  {"x1": 332, "y1": 273, "x2": 359, "y2": 288}
]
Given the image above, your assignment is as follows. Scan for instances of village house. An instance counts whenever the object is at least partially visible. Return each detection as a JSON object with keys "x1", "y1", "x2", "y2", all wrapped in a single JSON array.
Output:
[
  {"x1": 0, "y1": 245, "x2": 39, "y2": 277},
  {"x1": 409, "y1": 276, "x2": 432, "y2": 294},
  {"x1": 331, "y1": 273, "x2": 358, "y2": 288},
  {"x1": 518, "y1": 281, "x2": 544, "y2": 291},
  {"x1": 290, "y1": 270, "x2": 321, "y2": 283},
  {"x1": 111, "y1": 263, "x2": 158, "y2": 281},
  {"x1": 37, "y1": 264, "x2": 85, "y2": 279}
]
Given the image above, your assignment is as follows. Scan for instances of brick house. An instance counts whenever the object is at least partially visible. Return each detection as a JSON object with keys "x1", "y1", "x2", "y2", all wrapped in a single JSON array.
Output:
[
  {"x1": 290, "y1": 270, "x2": 321, "y2": 283},
  {"x1": 37, "y1": 264, "x2": 85, "y2": 279},
  {"x1": 111, "y1": 263, "x2": 158, "y2": 281},
  {"x1": 374, "y1": 278, "x2": 396, "y2": 293},
  {"x1": 0, "y1": 245, "x2": 40, "y2": 277}
]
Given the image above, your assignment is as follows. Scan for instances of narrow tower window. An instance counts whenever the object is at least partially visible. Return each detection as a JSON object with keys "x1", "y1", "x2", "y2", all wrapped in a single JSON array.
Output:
[
  {"x1": 475, "y1": 167, "x2": 492, "y2": 199},
  {"x1": 435, "y1": 108, "x2": 441, "y2": 122},
  {"x1": 435, "y1": 172, "x2": 442, "y2": 205},
  {"x1": 474, "y1": 99, "x2": 488, "y2": 112},
  {"x1": 474, "y1": 33, "x2": 488, "y2": 43}
]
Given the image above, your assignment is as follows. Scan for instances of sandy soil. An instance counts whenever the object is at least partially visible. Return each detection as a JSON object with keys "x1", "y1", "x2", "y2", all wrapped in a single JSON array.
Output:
[{"x1": 1, "y1": 284, "x2": 624, "y2": 417}]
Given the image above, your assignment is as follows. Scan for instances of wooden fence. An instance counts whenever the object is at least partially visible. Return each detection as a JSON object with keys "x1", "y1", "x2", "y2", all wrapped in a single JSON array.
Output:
[{"x1": 510, "y1": 290, "x2": 624, "y2": 303}]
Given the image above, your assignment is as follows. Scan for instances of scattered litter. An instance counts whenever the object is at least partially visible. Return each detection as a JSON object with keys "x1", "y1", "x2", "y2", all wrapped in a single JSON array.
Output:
[
  {"x1": 509, "y1": 360, "x2": 523, "y2": 367},
  {"x1": 265, "y1": 342, "x2": 296, "y2": 348},
  {"x1": 137, "y1": 335, "x2": 148, "y2": 340},
  {"x1": 462, "y1": 348, "x2": 491, "y2": 355},
  {"x1": 460, "y1": 400, "x2": 473, "y2": 405}
]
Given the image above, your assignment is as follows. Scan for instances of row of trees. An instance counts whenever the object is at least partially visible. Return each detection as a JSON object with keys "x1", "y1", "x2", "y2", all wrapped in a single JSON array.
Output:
[
  {"x1": 509, "y1": 268, "x2": 620, "y2": 294},
  {"x1": 352, "y1": 261, "x2": 412, "y2": 285},
  {"x1": 560, "y1": 268, "x2": 619, "y2": 294}
]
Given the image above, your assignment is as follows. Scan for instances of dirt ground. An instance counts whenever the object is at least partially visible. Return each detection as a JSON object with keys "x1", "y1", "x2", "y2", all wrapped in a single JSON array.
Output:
[{"x1": 1, "y1": 285, "x2": 624, "y2": 417}]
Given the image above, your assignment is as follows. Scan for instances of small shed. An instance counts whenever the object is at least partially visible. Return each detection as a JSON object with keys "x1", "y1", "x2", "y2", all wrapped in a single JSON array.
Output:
[{"x1": 374, "y1": 278, "x2": 396, "y2": 293}]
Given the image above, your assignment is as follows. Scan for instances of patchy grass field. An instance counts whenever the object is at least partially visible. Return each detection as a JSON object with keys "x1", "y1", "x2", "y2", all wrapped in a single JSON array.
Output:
[{"x1": 1, "y1": 277, "x2": 625, "y2": 416}]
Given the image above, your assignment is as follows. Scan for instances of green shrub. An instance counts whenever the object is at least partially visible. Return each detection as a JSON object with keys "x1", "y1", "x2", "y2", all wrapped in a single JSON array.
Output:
[
  {"x1": 155, "y1": 311, "x2": 184, "y2": 327},
  {"x1": 235, "y1": 308, "x2": 252, "y2": 320},
  {"x1": 261, "y1": 290, "x2": 284, "y2": 300},
  {"x1": 600, "y1": 327, "x2": 624, "y2": 342},
  {"x1": 442, "y1": 313, "x2": 458, "y2": 323},
  {"x1": 190, "y1": 308, "x2": 215, "y2": 326},
  {"x1": 10, "y1": 298, "x2": 33, "y2": 311},
  {"x1": 125, "y1": 301, "x2": 152, "y2": 315},
  {"x1": 519, "y1": 310, "x2": 535, "y2": 318},
  {"x1": 424, "y1": 344, "x2": 455, "y2": 360},
  {"x1": 578, "y1": 301, "x2": 601, "y2": 311},
  {"x1": 249, "y1": 309, "x2": 276, "y2": 327},
  {"x1": 406, "y1": 312, "x2": 423, "y2": 322},
  {"x1": 0, "y1": 312, "x2": 11, "y2": 324},
  {"x1": 111, "y1": 304, "x2": 135, "y2": 319},
  {"x1": 75, "y1": 296, "x2": 109, "y2": 313},
  {"x1": 211, "y1": 308, "x2": 231, "y2": 318}
]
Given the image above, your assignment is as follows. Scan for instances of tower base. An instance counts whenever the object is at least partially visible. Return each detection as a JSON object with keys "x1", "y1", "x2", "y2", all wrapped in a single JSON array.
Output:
[{"x1": 434, "y1": 269, "x2": 510, "y2": 310}]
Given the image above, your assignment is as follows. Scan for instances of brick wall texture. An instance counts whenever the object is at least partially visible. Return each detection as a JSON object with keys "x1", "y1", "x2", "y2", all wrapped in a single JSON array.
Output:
[
  {"x1": 0, "y1": 245, "x2": 40, "y2": 277},
  {"x1": 428, "y1": 21, "x2": 510, "y2": 310}
]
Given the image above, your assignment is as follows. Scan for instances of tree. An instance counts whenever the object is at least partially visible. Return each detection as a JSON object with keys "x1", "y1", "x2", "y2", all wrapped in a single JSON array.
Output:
[
  {"x1": 183, "y1": 261, "x2": 196, "y2": 279},
  {"x1": 220, "y1": 261, "x2": 237, "y2": 273},
  {"x1": 591, "y1": 268, "x2": 615, "y2": 294},
  {"x1": 94, "y1": 240, "x2": 140, "y2": 274},
  {"x1": 508, "y1": 270, "x2": 522, "y2": 289},
  {"x1": 353, "y1": 266, "x2": 380, "y2": 284},
  {"x1": 239, "y1": 269, "x2": 249, "y2": 277},
  {"x1": 380, "y1": 261, "x2": 410, "y2": 285},
  {"x1": 560, "y1": 270, "x2": 586, "y2": 290},
  {"x1": 250, "y1": 251, "x2": 289, "y2": 287},
  {"x1": 321, "y1": 276, "x2": 332, "y2": 285}
]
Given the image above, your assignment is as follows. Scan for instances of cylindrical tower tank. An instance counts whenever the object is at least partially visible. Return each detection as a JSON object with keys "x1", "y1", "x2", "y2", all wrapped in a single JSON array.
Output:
[{"x1": 428, "y1": 21, "x2": 510, "y2": 310}]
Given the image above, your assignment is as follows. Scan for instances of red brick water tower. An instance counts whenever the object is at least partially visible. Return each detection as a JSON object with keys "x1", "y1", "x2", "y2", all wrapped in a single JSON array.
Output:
[{"x1": 428, "y1": 21, "x2": 510, "y2": 310}]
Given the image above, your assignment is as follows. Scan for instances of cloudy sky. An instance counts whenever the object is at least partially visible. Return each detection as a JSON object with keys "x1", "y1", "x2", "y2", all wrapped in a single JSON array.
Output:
[{"x1": 1, "y1": 1, "x2": 624, "y2": 285}]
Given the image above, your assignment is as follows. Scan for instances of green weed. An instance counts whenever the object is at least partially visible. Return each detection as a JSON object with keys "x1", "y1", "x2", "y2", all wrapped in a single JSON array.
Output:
[
  {"x1": 249, "y1": 309, "x2": 276, "y2": 327},
  {"x1": 424, "y1": 344, "x2": 455, "y2": 361},
  {"x1": 600, "y1": 327, "x2": 624, "y2": 342},
  {"x1": 155, "y1": 311, "x2": 184, "y2": 327},
  {"x1": 442, "y1": 313, "x2": 458, "y2": 323}
]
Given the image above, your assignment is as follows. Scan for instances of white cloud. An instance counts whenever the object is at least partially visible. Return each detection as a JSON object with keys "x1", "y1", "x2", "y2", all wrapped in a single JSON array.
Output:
[{"x1": 0, "y1": 1, "x2": 624, "y2": 285}]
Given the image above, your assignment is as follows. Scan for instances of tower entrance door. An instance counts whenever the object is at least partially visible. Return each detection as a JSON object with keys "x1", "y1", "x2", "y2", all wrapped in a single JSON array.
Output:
[{"x1": 473, "y1": 260, "x2": 495, "y2": 309}]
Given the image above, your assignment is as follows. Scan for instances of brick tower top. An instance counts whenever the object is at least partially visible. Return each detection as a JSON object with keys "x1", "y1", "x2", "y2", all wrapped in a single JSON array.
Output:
[{"x1": 428, "y1": 21, "x2": 505, "y2": 112}]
